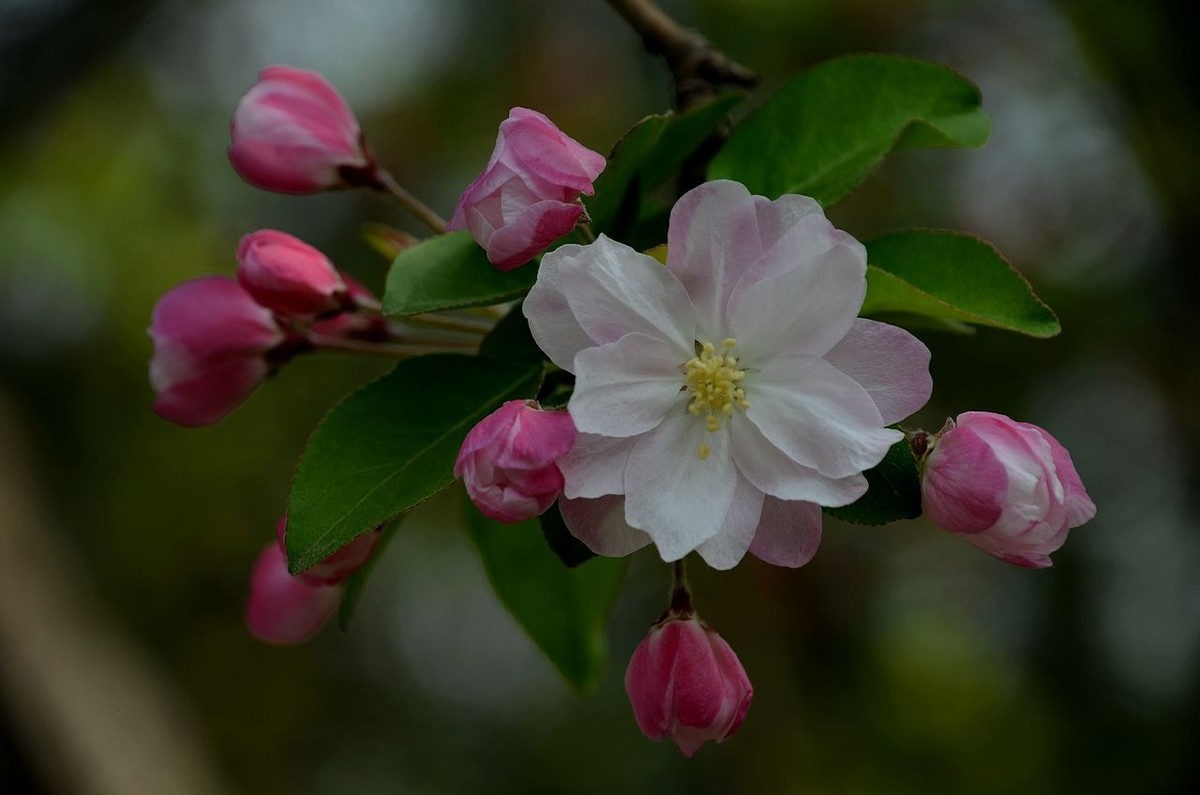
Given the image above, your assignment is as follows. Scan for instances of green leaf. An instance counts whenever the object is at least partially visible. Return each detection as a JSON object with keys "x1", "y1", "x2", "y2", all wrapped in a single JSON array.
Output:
[
  {"x1": 338, "y1": 518, "x2": 403, "y2": 632},
  {"x1": 709, "y1": 54, "x2": 991, "y2": 205},
  {"x1": 382, "y1": 231, "x2": 536, "y2": 317},
  {"x1": 465, "y1": 500, "x2": 627, "y2": 692},
  {"x1": 589, "y1": 94, "x2": 743, "y2": 236},
  {"x1": 478, "y1": 302, "x2": 544, "y2": 366},
  {"x1": 287, "y1": 354, "x2": 543, "y2": 573},
  {"x1": 863, "y1": 230, "x2": 1060, "y2": 337},
  {"x1": 825, "y1": 439, "x2": 922, "y2": 525}
]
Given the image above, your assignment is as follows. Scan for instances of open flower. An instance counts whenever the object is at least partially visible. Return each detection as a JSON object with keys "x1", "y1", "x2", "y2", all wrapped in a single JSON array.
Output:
[{"x1": 523, "y1": 180, "x2": 932, "y2": 569}]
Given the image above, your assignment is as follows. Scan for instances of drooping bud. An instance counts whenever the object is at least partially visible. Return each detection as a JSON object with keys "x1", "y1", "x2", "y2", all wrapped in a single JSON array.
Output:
[
  {"x1": 624, "y1": 614, "x2": 753, "y2": 757},
  {"x1": 236, "y1": 229, "x2": 347, "y2": 317},
  {"x1": 447, "y1": 107, "x2": 605, "y2": 269},
  {"x1": 245, "y1": 541, "x2": 342, "y2": 645},
  {"x1": 149, "y1": 276, "x2": 288, "y2": 427},
  {"x1": 228, "y1": 65, "x2": 372, "y2": 194},
  {"x1": 921, "y1": 411, "x2": 1096, "y2": 568},
  {"x1": 274, "y1": 516, "x2": 383, "y2": 586},
  {"x1": 454, "y1": 400, "x2": 576, "y2": 523}
]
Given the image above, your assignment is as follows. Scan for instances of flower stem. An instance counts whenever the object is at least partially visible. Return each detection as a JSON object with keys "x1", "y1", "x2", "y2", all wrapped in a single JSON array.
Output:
[
  {"x1": 668, "y1": 558, "x2": 693, "y2": 615},
  {"x1": 372, "y1": 169, "x2": 448, "y2": 235},
  {"x1": 577, "y1": 223, "x2": 596, "y2": 243},
  {"x1": 305, "y1": 334, "x2": 446, "y2": 359},
  {"x1": 405, "y1": 312, "x2": 493, "y2": 335}
]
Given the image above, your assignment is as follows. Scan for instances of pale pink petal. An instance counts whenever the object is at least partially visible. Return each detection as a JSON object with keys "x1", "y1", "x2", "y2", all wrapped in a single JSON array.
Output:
[
  {"x1": 522, "y1": 252, "x2": 597, "y2": 371},
  {"x1": 823, "y1": 318, "x2": 933, "y2": 424},
  {"x1": 483, "y1": 199, "x2": 584, "y2": 269},
  {"x1": 745, "y1": 355, "x2": 902, "y2": 478},
  {"x1": 559, "y1": 433, "x2": 638, "y2": 499},
  {"x1": 748, "y1": 498, "x2": 823, "y2": 568},
  {"x1": 1032, "y1": 427, "x2": 1097, "y2": 528},
  {"x1": 624, "y1": 414, "x2": 736, "y2": 560},
  {"x1": 559, "y1": 495, "x2": 651, "y2": 557},
  {"x1": 728, "y1": 414, "x2": 868, "y2": 506},
  {"x1": 695, "y1": 475, "x2": 764, "y2": 570},
  {"x1": 570, "y1": 333, "x2": 687, "y2": 438},
  {"x1": 502, "y1": 108, "x2": 606, "y2": 194}
]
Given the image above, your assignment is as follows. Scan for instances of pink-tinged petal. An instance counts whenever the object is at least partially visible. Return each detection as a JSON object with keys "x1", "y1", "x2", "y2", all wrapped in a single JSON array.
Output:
[
  {"x1": 729, "y1": 414, "x2": 868, "y2": 506},
  {"x1": 999, "y1": 551, "x2": 1054, "y2": 569},
  {"x1": 748, "y1": 498, "x2": 823, "y2": 568},
  {"x1": 245, "y1": 543, "x2": 342, "y2": 645},
  {"x1": 823, "y1": 318, "x2": 933, "y2": 424},
  {"x1": 152, "y1": 355, "x2": 271, "y2": 427},
  {"x1": 730, "y1": 239, "x2": 866, "y2": 364},
  {"x1": 624, "y1": 414, "x2": 736, "y2": 560},
  {"x1": 553, "y1": 235, "x2": 697, "y2": 356},
  {"x1": 745, "y1": 355, "x2": 902, "y2": 479},
  {"x1": 1032, "y1": 427, "x2": 1097, "y2": 528},
  {"x1": 706, "y1": 629, "x2": 754, "y2": 743},
  {"x1": 961, "y1": 413, "x2": 1067, "y2": 536},
  {"x1": 499, "y1": 404, "x2": 576, "y2": 467},
  {"x1": 484, "y1": 199, "x2": 583, "y2": 268},
  {"x1": 559, "y1": 433, "x2": 638, "y2": 499},
  {"x1": 501, "y1": 108, "x2": 606, "y2": 194},
  {"x1": 523, "y1": 252, "x2": 598, "y2": 372},
  {"x1": 666, "y1": 180, "x2": 824, "y2": 337},
  {"x1": 624, "y1": 621, "x2": 677, "y2": 740},
  {"x1": 570, "y1": 333, "x2": 686, "y2": 438},
  {"x1": 922, "y1": 424, "x2": 1007, "y2": 534},
  {"x1": 559, "y1": 494, "x2": 652, "y2": 557},
  {"x1": 237, "y1": 229, "x2": 346, "y2": 316},
  {"x1": 695, "y1": 476, "x2": 765, "y2": 570}
]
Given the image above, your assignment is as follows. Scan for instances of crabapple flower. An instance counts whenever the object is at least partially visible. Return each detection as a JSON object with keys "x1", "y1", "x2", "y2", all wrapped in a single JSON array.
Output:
[
  {"x1": 245, "y1": 540, "x2": 341, "y2": 645},
  {"x1": 455, "y1": 400, "x2": 577, "y2": 523},
  {"x1": 625, "y1": 614, "x2": 753, "y2": 757},
  {"x1": 447, "y1": 108, "x2": 606, "y2": 269},
  {"x1": 229, "y1": 65, "x2": 372, "y2": 194},
  {"x1": 149, "y1": 276, "x2": 287, "y2": 427},
  {"x1": 921, "y1": 411, "x2": 1096, "y2": 568},
  {"x1": 524, "y1": 180, "x2": 932, "y2": 569},
  {"x1": 237, "y1": 229, "x2": 347, "y2": 317}
]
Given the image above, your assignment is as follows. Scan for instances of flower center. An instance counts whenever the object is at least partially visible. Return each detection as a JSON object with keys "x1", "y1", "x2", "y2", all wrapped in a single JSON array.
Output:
[{"x1": 683, "y1": 338, "x2": 750, "y2": 460}]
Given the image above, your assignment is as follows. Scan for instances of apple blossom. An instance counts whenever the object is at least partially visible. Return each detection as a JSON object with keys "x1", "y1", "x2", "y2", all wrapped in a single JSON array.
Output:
[
  {"x1": 524, "y1": 180, "x2": 932, "y2": 569},
  {"x1": 625, "y1": 614, "x2": 753, "y2": 757},
  {"x1": 237, "y1": 229, "x2": 348, "y2": 317},
  {"x1": 921, "y1": 411, "x2": 1095, "y2": 568},
  {"x1": 447, "y1": 108, "x2": 606, "y2": 269},
  {"x1": 455, "y1": 400, "x2": 577, "y2": 523}
]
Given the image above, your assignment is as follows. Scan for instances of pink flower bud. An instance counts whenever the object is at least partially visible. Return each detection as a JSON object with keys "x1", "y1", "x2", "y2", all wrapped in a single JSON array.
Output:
[
  {"x1": 245, "y1": 541, "x2": 342, "y2": 645},
  {"x1": 454, "y1": 400, "x2": 576, "y2": 523},
  {"x1": 922, "y1": 411, "x2": 1096, "y2": 568},
  {"x1": 625, "y1": 615, "x2": 753, "y2": 757},
  {"x1": 228, "y1": 65, "x2": 372, "y2": 194},
  {"x1": 274, "y1": 516, "x2": 383, "y2": 586},
  {"x1": 149, "y1": 276, "x2": 287, "y2": 427},
  {"x1": 447, "y1": 108, "x2": 606, "y2": 269},
  {"x1": 237, "y1": 229, "x2": 347, "y2": 316}
]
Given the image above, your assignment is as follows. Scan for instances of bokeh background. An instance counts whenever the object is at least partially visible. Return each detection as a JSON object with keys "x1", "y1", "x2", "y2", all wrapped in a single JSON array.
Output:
[{"x1": 2, "y1": 0, "x2": 1198, "y2": 792}]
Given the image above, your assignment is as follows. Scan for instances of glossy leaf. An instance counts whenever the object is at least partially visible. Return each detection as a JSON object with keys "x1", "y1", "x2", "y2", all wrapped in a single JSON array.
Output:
[
  {"x1": 709, "y1": 54, "x2": 990, "y2": 205},
  {"x1": 465, "y1": 500, "x2": 627, "y2": 691},
  {"x1": 383, "y1": 231, "x2": 536, "y2": 317},
  {"x1": 287, "y1": 354, "x2": 543, "y2": 573},
  {"x1": 863, "y1": 230, "x2": 1060, "y2": 337},
  {"x1": 825, "y1": 438, "x2": 922, "y2": 525}
]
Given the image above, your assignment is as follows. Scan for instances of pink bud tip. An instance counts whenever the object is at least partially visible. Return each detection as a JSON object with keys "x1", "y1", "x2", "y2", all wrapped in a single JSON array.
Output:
[
  {"x1": 275, "y1": 515, "x2": 384, "y2": 586},
  {"x1": 446, "y1": 107, "x2": 606, "y2": 269},
  {"x1": 245, "y1": 541, "x2": 342, "y2": 645},
  {"x1": 148, "y1": 276, "x2": 286, "y2": 427},
  {"x1": 309, "y1": 271, "x2": 387, "y2": 340},
  {"x1": 624, "y1": 616, "x2": 753, "y2": 757},
  {"x1": 921, "y1": 411, "x2": 1096, "y2": 567},
  {"x1": 454, "y1": 400, "x2": 577, "y2": 523},
  {"x1": 236, "y1": 229, "x2": 346, "y2": 316},
  {"x1": 228, "y1": 65, "x2": 371, "y2": 194}
]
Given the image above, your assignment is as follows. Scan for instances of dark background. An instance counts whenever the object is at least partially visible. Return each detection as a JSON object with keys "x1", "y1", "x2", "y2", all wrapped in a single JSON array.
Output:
[{"x1": 1, "y1": 0, "x2": 1197, "y2": 792}]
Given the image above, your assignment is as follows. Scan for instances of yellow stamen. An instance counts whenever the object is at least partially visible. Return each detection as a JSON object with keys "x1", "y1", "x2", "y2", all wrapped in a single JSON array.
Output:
[{"x1": 683, "y1": 338, "x2": 750, "y2": 459}]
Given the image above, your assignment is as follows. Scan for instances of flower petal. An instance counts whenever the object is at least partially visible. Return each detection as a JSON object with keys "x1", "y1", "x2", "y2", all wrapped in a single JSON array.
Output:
[
  {"x1": 729, "y1": 414, "x2": 868, "y2": 506},
  {"x1": 695, "y1": 475, "x2": 764, "y2": 570},
  {"x1": 748, "y1": 498, "x2": 823, "y2": 568},
  {"x1": 1031, "y1": 427, "x2": 1096, "y2": 529},
  {"x1": 624, "y1": 413, "x2": 736, "y2": 560},
  {"x1": 559, "y1": 495, "x2": 651, "y2": 557},
  {"x1": 559, "y1": 432, "x2": 638, "y2": 499},
  {"x1": 823, "y1": 319, "x2": 933, "y2": 424},
  {"x1": 569, "y1": 333, "x2": 686, "y2": 438},
  {"x1": 745, "y1": 355, "x2": 902, "y2": 478},
  {"x1": 523, "y1": 250, "x2": 597, "y2": 371}
]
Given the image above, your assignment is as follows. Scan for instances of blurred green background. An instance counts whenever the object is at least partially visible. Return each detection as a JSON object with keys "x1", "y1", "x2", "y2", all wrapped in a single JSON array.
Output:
[{"x1": 1, "y1": 0, "x2": 1197, "y2": 792}]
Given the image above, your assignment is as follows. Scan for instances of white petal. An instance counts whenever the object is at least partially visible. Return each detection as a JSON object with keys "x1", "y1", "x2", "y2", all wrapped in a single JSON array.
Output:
[
  {"x1": 745, "y1": 355, "x2": 903, "y2": 478},
  {"x1": 624, "y1": 413, "x2": 736, "y2": 561},
  {"x1": 749, "y1": 498, "x2": 823, "y2": 568},
  {"x1": 559, "y1": 432, "x2": 638, "y2": 499},
  {"x1": 729, "y1": 414, "x2": 868, "y2": 506},
  {"x1": 823, "y1": 318, "x2": 933, "y2": 424},
  {"x1": 523, "y1": 248, "x2": 597, "y2": 372},
  {"x1": 666, "y1": 180, "x2": 823, "y2": 338},
  {"x1": 569, "y1": 333, "x2": 686, "y2": 438},
  {"x1": 695, "y1": 475, "x2": 764, "y2": 570},
  {"x1": 559, "y1": 495, "x2": 651, "y2": 557},
  {"x1": 730, "y1": 240, "x2": 867, "y2": 364},
  {"x1": 555, "y1": 235, "x2": 696, "y2": 359}
]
